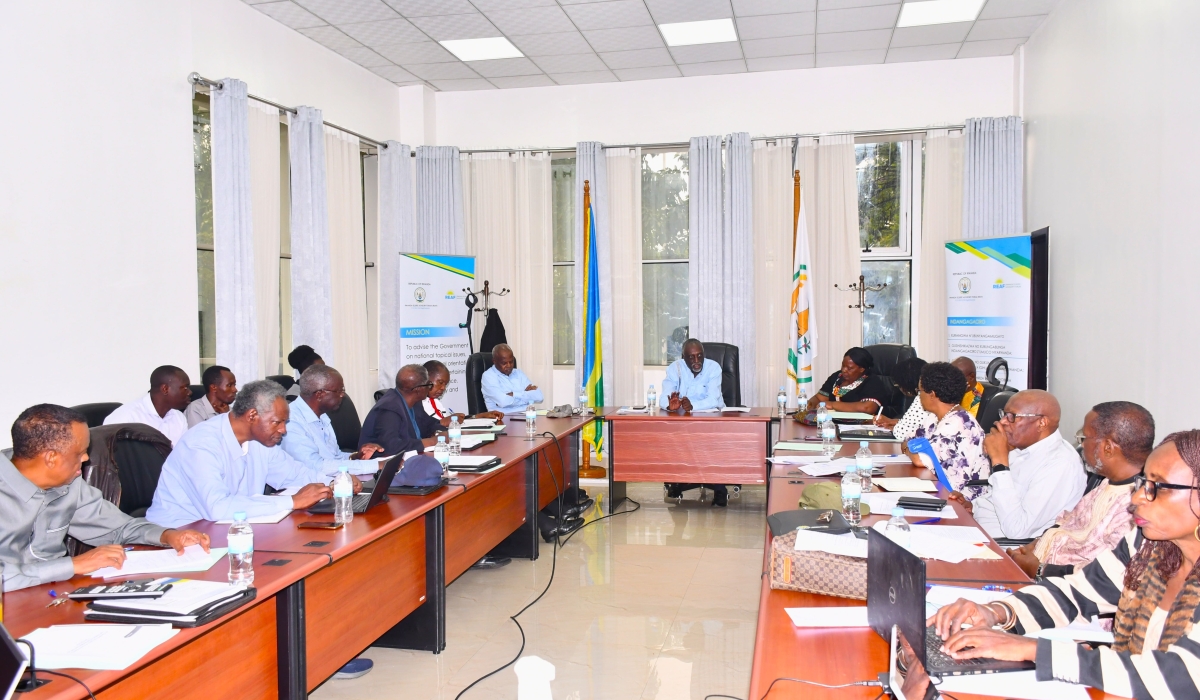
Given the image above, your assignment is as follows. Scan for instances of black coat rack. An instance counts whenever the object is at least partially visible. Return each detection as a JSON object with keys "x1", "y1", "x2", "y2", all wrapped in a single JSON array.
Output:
[{"x1": 460, "y1": 280, "x2": 509, "y2": 354}]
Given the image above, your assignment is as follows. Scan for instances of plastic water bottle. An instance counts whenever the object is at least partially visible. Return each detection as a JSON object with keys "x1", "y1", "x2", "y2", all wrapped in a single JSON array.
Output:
[
  {"x1": 448, "y1": 415, "x2": 462, "y2": 457},
  {"x1": 227, "y1": 512, "x2": 254, "y2": 586},
  {"x1": 886, "y1": 507, "x2": 912, "y2": 549},
  {"x1": 816, "y1": 401, "x2": 829, "y2": 426},
  {"x1": 525, "y1": 406, "x2": 537, "y2": 438},
  {"x1": 840, "y1": 465, "x2": 862, "y2": 525},
  {"x1": 578, "y1": 386, "x2": 589, "y2": 414},
  {"x1": 777, "y1": 385, "x2": 787, "y2": 418},
  {"x1": 820, "y1": 414, "x2": 837, "y2": 457},
  {"x1": 856, "y1": 441, "x2": 874, "y2": 493},
  {"x1": 332, "y1": 464, "x2": 354, "y2": 525},
  {"x1": 433, "y1": 435, "x2": 450, "y2": 474},
  {"x1": 647, "y1": 384, "x2": 657, "y2": 414}
]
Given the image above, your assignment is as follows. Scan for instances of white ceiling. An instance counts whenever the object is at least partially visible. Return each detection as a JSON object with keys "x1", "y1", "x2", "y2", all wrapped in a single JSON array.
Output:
[{"x1": 244, "y1": 0, "x2": 1059, "y2": 91}]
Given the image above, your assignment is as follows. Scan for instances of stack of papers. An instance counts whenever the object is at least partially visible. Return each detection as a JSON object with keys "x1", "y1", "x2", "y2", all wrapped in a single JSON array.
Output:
[
  {"x1": 461, "y1": 418, "x2": 496, "y2": 429},
  {"x1": 91, "y1": 545, "x2": 227, "y2": 578},
  {"x1": 862, "y1": 492, "x2": 957, "y2": 519},
  {"x1": 459, "y1": 434, "x2": 493, "y2": 449},
  {"x1": 85, "y1": 579, "x2": 248, "y2": 625},
  {"x1": 784, "y1": 607, "x2": 869, "y2": 627},
  {"x1": 722, "y1": 406, "x2": 752, "y2": 412},
  {"x1": 462, "y1": 424, "x2": 506, "y2": 433},
  {"x1": 926, "y1": 584, "x2": 1011, "y2": 610},
  {"x1": 774, "y1": 442, "x2": 828, "y2": 452},
  {"x1": 936, "y1": 671, "x2": 1088, "y2": 700},
  {"x1": 769, "y1": 455, "x2": 831, "y2": 465},
  {"x1": 20, "y1": 623, "x2": 179, "y2": 670},
  {"x1": 616, "y1": 406, "x2": 649, "y2": 413},
  {"x1": 797, "y1": 461, "x2": 853, "y2": 477},
  {"x1": 870, "y1": 521, "x2": 1001, "y2": 563},
  {"x1": 1035, "y1": 619, "x2": 1114, "y2": 644},
  {"x1": 827, "y1": 411, "x2": 876, "y2": 420},
  {"x1": 872, "y1": 477, "x2": 937, "y2": 492}
]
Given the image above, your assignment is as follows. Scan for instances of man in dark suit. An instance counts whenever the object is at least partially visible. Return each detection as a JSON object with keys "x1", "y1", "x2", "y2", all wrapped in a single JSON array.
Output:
[{"x1": 359, "y1": 364, "x2": 437, "y2": 456}]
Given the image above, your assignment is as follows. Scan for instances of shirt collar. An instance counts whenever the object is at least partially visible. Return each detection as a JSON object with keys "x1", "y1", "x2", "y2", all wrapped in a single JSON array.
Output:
[
  {"x1": 1012, "y1": 430, "x2": 1064, "y2": 460},
  {"x1": 139, "y1": 392, "x2": 162, "y2": 420},
  {"x1": 291, "y1": 397, "x2": 324, "y2": 426},
  {"x1": 0, "y1": 451, "x2": 39, "y2": 503},
  {"x1": 200, "y1": 394, "x2": 215, "y2": 414}
]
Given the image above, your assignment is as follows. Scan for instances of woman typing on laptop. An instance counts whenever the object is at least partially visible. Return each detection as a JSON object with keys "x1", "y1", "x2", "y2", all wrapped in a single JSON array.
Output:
[{"x1": 929, "y1": 430, "x2": 1200, "y2": 699}]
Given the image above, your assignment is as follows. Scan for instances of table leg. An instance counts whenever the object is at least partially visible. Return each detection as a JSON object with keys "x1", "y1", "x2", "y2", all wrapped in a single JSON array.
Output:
[
  {"x1": 373, "y1": 506, "x2": 447, "y2": 653},
  {"x1": 277, "y1": 579, "x2": 307, "y2": 700},
  {"x1": 489, "y1": 453, "x2": 541, "y2": 560},
  {"x1": 606, "y1": 419, "x2": 627, "y2": 514}
]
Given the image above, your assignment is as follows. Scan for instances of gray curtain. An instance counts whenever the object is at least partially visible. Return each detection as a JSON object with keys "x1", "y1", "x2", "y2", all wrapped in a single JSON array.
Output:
[
  {"x1": 210, "y1": 77, "x2": 259, "y2": 383},
  {"x1": 688, "y1": 132, "x2": 755, "y2": 404},
  {"x1": 377, "y1": 141, "x2": 414, "y2": 390},
  {"x1": 415, "y1": 145, "x2": 464, "y2": 254},
  {"x1": 288, "y1": 106, "x2": 334, "y2": 363},
  {"x1": 962, "y1": 116, "x2": 1024, "y2": 239},
  {"x1": 574, "y1": 141, "x2": 614, "y2": 405}
]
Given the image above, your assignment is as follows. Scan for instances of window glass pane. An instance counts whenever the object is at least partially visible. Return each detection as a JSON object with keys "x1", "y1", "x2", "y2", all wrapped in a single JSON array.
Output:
[
  {"x1": 861, "y1": 260, "x2": 911, "y2": 346},
  {"x1": 855, "y1": 142, "x2": 901, "y2": 250},
  {"x1": 642, "y1": 262, "x2": 688, "y2": 365},
  {"x1": 552, "y1": 158, "x2": 575, "y2": 263},
  {"x1": 642, "y1": 151, "x2": 689, "y2": 260},
  {"x1": 280, "y1": 257, "x2": 292, "y2": 374},
  {"x1": 194, "y1": 96, "x2": 214, "y2": 368},
  {"x1": 198, "y1": 249, "x2": 216, "y2": 367},
  {"x1": 553, "y1": 266, "x2": 574, "y2": 365}
]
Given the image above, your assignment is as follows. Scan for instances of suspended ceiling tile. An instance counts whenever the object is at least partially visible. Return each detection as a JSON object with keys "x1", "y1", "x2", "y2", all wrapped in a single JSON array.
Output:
[
  {"x1": 408, "y1": 12, "x2": 502, "y2": 41},
  {"x1": 404, "y1": 61, "x2": 482, "y2": 79},
  {"x1": 644, "y1": 0, "x2": 733, "y2": 24},
  {"x1": 471, "y1": 0, "x2": 559, "y2": 10},
  {"x1": 679, "y1": 59, "x2": 747, "y2": 76},
  {"x1": 668, "y1": 41, "x2": 744, "y2": 64},
  {"x1": 746, "y1": 54, "x2": 815, "y2": 71},
  {"x1": 368, "y1": 64, "x2": 419, "y2": 81},
  {"x1": 338, "y1": 18, "x2": 427, "y2": 47},
  {"x1": 484, "y1": 6, "x2": 577, "y2": 35},
  {"x1": 889, "y1": 21, "x2": 973, "y2": 47},
  {"x1": 816, "y1": 4, "x2": 900, "y2": 33},
  {"x1": 581, "y1": 25, "x2": 665, "y2": 51},
  {"x1": 562, "y1": 1, "x2": 656, "y2": 31},
  {"x1": 957, "y1": 36, "x2": 1024, "y2": 57},
  {"x1": 599, "y1": 47, "x2": 675, "y2": 69},
  {"x1": 549, "y1": 70, "x2": 620, "y2": 84},
  {"x1": 336, "y1": 46, "x2": 395, "y2": 66},
  {"x1": 819, "y1": 0, "x2": 899, "y2": 9},
  {"x1": 732, "y1": 0, "x2": 816, "y2": 16},
  {"x1": 967, "y1": 15, "x2": 1047, "y2": 41},
  {"x1": 886, "y1": 43, "x2": 961, "y2": 62},
  {"x1": 293, "y1": 0, "x2": 399, "y2": 24},
  {"x1": 489, "y1": 74, "x2": 558, "y2": 88},
  {"x1": 298, "y1": 25, "x2": 363, "y2": 49},
  {"x1": 532, "y1": 52, "x2": 609, "y2": 73},
  {"x1": 468, "y1": 57, "x2": 544, "y2": 77},
  {"x1": 978, "y1": 0, "x2": 1059, "y2": 20},
  {"x1": 735, "y1": 12, "x2": 815, "y2": 39},
  {"x1": 374, "y1": 40, "x2": 459, "y2": 63},
  {"x1": 384, "y1": 0, "x2": 476, "y2": 17},
  {"x1": 816, "y1": 28, "x2": 892, "y2": 52},
  {"x1": 507, "y1": 31, "x2": 595, "y2": 56},
  {"x1": 815, "y1": 48, "x2": 886, "y2": 67},
  {"x1": 741, "y1": 34, "x2": 814, "y2": 57},
  {"x1": 431, "y1": 78, "x2": 497, "y2": 90},
  {"x1": 613, "y1": 65, "x2": 683, "y2": 80},
  {"x1": 253, "y1": 1, "x2": 327, "y2": 29}
]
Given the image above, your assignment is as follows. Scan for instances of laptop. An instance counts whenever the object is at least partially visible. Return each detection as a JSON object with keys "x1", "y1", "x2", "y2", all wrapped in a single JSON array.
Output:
[
  {"x1": 866, "y1": 530, "x2": 1033, "y2": 677},
  {"x1": 306, "y1": 455, "x2": 402, "y2": 515},
  {"x1": 0, "y1": 624, "x2": 29, "y2": 700}
]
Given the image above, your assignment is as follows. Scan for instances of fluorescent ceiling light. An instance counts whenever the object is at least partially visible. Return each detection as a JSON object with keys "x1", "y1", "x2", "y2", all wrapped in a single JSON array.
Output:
[
  {"x1": 658, "y1": 18, "x2": 738, "y2": 47},
  {"x1": 439, "y1": 37, "x2": 523, "y2": 62},
  {"x1": 897, "y1": 0, "x2": 986, "y2": 27}
]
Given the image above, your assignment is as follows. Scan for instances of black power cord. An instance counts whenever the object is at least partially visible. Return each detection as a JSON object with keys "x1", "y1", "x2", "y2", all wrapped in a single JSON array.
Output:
[{"x1": 15, "y1": 639, "x2": 99, "y2": 700}]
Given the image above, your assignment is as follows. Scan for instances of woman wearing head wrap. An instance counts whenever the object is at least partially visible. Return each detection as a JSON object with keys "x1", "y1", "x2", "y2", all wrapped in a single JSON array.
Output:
[{"x1": 803, "y1": 347, "x2": 893, "y2": 415}]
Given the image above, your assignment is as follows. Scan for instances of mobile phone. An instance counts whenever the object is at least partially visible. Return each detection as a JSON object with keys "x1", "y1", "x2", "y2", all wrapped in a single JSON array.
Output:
[{"x1": 297, "y1": 521, "x2": 344, "y2": 530}]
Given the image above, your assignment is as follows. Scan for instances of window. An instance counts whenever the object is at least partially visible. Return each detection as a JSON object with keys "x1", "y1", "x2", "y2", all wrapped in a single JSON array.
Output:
[
  {"x1": 193, "y1": 95, "x2": 215, "y2": 371},
  {"x1": 855, "y1": 139, "x2": 921, "y2": 346},
  {"x1": 551, "y1": 156, "x2": 575, "y2": 365},
  {"x1": 641, "y1": 150, "x2": 689, "y2": 365}
]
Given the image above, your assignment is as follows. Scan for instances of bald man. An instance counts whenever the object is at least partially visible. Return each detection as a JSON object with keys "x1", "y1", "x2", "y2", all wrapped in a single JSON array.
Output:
[
  {"x1": 951, "y1": 389, "x2": 1085, "y2": 539},
  {"x1": 358, "y1": 364, "x2": 437, "y2": 457},
  {"x1": 950, "y1": 356, "x2": 985, "y2": 418}
]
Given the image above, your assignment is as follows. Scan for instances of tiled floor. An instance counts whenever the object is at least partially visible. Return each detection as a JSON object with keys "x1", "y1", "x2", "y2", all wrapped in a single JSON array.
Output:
[{"x1": 311, "y1": 482, "x2": 767, "y2": 700}]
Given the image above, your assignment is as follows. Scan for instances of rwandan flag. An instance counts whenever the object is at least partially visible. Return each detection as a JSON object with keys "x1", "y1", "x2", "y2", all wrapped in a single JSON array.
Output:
[{"x1": 581, "y1": 180, "x2": 604, "y2": 453}]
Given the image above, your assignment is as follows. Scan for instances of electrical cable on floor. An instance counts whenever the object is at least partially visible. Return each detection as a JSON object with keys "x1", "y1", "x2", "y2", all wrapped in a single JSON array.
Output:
[{"x1": 757, "y1": 676, "x2": 882, "y2": 699}]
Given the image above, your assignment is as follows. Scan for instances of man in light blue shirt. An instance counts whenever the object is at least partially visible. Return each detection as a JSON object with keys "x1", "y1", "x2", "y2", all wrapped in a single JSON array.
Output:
[
  {"x1": 482, "y1": 344, "x2": 544, "y2": 413},
  {"x1": 282, "y1": 365, "x2": 383, "y2": 477},
  {"x1": 147, "y1": 380, "x2": 337, "y2": 528},
  {"x1": 660, "y1": 339, "x2": 726, "y2": 412}
]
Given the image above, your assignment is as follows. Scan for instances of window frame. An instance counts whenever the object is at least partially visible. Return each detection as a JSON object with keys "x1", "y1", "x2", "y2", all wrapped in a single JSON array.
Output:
[
  {"x1": 551, "y1": 153, "x2": 577, "y2": 367},
  {"x1": 640, "y1": 147, "x2": 691, "y2": 366}
]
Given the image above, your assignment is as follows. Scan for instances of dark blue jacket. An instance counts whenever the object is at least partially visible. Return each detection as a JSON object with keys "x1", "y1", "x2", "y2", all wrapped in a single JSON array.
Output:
[{"x1": 359, "y1": 389, "x2": 426, "y2": 457}]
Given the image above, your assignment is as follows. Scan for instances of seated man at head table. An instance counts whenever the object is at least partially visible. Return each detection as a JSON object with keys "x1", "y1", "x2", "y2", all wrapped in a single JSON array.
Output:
[
  {"x1": 359, "y1": 364, "x2": 438, "y2": 457},
  {"x1": 660, "y1": 339, "x2": 732, "y2": 507},
  {"x1": 281, "y1": 365, "x2": 384, "y2": 477},
  {"x1": 950, "y1": 389, "x2": 1085, "y2": 540},
  {"x1": 803, "y1": 347, "x2": 893, "y2": 416},
  {"x1": 481, "y1": 344, "x2": 544, "y2": 413},
  {"x1": 1, "y1": 404, "x2": 209, "y2": 591},
  {"x1": 1007, "y1": 401, "x2": 1153, "y2": 581},
  {"x1": 284, "y1": 344, "x2": 324, "y2": 398},
  {"x1": 147, "y1": 379, "x2": 355, "y2": 529},
  {"x1": 104, "y1": 364, "x2": 192, "y2": 446},
  {"x1": 184, "y1": 364, "x2": 238, "y2": 428},
  {"x1": 929, "y1": 431, "x2": 1200, "y2": 699},
  {"x1": 950, "y1": 356, "x2": 986, "y2": 419}
]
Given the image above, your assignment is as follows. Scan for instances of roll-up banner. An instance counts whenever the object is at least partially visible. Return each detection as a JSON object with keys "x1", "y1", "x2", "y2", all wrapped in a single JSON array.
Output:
[
  {"x1": 945, "y1": 235, "x2": 1033, "y2": 391},
  {"x1": 396, "y1": 254, "x2": 475, "y2": 410}
]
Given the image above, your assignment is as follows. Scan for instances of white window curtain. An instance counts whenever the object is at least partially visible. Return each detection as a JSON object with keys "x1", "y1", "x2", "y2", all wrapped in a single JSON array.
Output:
[
  {"x1": 248, "y1": 100, "x2": 281, "y2": 380},
  {"x1": 605, "y1": 147, "x2": 644, "y2": 405},
  {"x1": 574, "y1": 142, "x2": 614, "y2": 404},
  {"x1": 326, "y1": 127, "x2": 372, "y2": 419},
  {"x1": 752, "y1": 139, "x2": 795, "y2": 408},
  {"x1": 377, "y1": 140, "x2": 414, "y2": 391},
  {"x1": 416, "y1": 145, "x2": 464, "y2": 254},
  {"x1": 795, "y1": 135, "x2": 860, "y2": 385},
  {"x1": 962, "y1": 116, "x2": 1024, "y2": 240},
  {"x1": 688, "y1": 132, "x2": 756, "y2": 404},
  {"x1": 462, "y1": 152, "x2": 554, "y2": 394},
  {"x1": 915, "y1": 129, "x2": 964, "y2": 361},
  {"x1": 210, "y1": 77, "x2": 259, "y2": 383},
  {"x1": 288, "y1": 106, "x2": 334, "y2": 362}
]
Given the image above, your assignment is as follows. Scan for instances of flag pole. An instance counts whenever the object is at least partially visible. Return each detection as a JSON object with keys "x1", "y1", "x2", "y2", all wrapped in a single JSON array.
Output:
[
  {"x1": 579, "y1": 179, "x2": 606, "y2": 480},
  {"x1": 792, "y1": 169, "x2": 800, "y2": 252}
]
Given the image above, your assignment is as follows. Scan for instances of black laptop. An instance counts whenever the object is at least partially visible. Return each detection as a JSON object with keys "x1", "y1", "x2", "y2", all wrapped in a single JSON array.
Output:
[
  {"x1": 866, "y1": 530, "x2": 1034, "y2": 677},
  {"x1": 0, "y1": 624, "x2": 28, "y2": 700},
  {"x1": 306, "y1": 455, "x2": 402, "y2": 515}
]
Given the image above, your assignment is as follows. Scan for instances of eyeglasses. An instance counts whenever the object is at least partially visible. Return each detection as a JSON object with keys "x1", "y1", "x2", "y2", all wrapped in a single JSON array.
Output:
[
  {"x1": 1074, "y1": 430, "x2": 1086, "y2": 448},
  {"x1": 414, "y1": 382, "x2": 434, "y2": 390},
  {"x1": 1001, "y1": 412, "x2": 1043, "y2": 423},
  {"x1": 1133, "y1": 475, "x2": 1200, "y2": 502},
  {"x1": 318, "y1": 388, "x2": 346, "y2": 396}
]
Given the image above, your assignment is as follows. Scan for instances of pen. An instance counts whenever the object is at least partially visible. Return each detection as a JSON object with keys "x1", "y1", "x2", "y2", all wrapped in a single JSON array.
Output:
[
  {"x1": 124, "y1": 547, "x2": 135, "y2": 551},
  {"x1": 875, "y1": 403, "x2": 883, "y2": 422},
  {"x1": 125, "y1": 625, "x2": 142, "y2": 638},
  {"x1": 912, "y1": 518, "x2": 941, "y2": 525}
]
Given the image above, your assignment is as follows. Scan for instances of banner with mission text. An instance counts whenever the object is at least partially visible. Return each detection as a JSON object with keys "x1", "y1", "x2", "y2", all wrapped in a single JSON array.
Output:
[
  {"x1": 945, "y1": 235, "x2": 1032, "y2": 391},
  {"x1": 396, "y1": 254, "x2": 474, "y2": 410}
]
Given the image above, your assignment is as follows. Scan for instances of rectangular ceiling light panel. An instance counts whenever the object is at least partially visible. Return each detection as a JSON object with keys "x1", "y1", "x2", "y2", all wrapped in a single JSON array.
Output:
[
  {"x1": 439, "y1": 37, "x2": 524, "y2": 61},
  {"x1": 658, "y1": 18, "x2": 738, "y2": 46},
  {"x1": 897, "y1": 0, "x2": 985, "y2": 27}
]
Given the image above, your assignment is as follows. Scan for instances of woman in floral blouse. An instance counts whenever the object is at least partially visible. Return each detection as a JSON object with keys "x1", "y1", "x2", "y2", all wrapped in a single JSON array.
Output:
[{"x1": 909, "y1": 361, "x2": 990, "y2": 499}]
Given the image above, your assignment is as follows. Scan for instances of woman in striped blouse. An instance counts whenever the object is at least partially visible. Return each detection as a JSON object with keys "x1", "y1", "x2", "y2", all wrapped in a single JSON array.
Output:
[{"x1": 931, "y1": 429, "x2": 1200, "y2": 699}]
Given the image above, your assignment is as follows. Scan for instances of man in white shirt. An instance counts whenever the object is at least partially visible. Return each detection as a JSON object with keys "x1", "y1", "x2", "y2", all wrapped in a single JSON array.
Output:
[
  {"x1": 481, "y1": 344, "x2": 544, "y2": 413},
  {"x1": 952, "y1": 389, "x2": 1086, "y2": 539},
  {"x1": 184, "y1": 365, "x2": 237, "y2": 428},
  {"x1": 104, "y1": 365, "x2": 191, "y2": 446}
]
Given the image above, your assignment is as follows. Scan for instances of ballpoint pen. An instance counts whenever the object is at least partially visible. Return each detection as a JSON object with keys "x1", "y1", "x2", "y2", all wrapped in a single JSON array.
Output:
[{"x1": 912, "y1": 518, "x2": 941, "y2": 525}]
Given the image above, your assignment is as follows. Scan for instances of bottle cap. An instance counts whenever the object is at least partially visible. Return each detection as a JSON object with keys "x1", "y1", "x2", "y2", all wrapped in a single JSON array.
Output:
[
  {"x1": 339, "y1": 463, "x2": 349, "y2": 472},
  {"x1": 438, "y1": 435, "x2": 446, "y2": 442},
  {"x1": 819, "y1": 401, "x2": 825, "y2": 407},
  {"x1": 233, "y1": 511, "x2": 247, "y2": 520},
  {"x1": 860, "y1": 441, "x2": 869, "y2": 448},
  {"x1": 891, "y1": 507, "x2": 905, "y2": 517}
]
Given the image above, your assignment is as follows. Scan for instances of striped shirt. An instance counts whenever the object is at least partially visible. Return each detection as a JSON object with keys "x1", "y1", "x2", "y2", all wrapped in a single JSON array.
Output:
[{"x1": 1007, "y1": 529, "x2": 1200, "y2": 699}]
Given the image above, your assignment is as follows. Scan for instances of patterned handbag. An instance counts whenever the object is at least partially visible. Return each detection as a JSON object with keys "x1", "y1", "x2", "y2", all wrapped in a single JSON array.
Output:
[{"x1": 768, "y1": 528, "x2": 867, "y2": 600}]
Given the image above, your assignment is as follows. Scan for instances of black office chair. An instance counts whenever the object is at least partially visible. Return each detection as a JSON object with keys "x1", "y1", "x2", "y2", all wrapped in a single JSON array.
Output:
[
  {"x1": 864, "y1": 343, "x2": 916, "y2": 418},
  {"x1": 978, "y1": 390, "x2": 1015, "y2": 433},
  {"x1": 465, "y1": 352, "x2": 494, "y2": 416},
  {"x1": 85, "y1": 424, "x2": 172, "y2": 517},
  {"x1": 188, "y1": 384, "x2": 206, "y2": 403},
  {"x1": 701, "y1": 342, "x2": 741, "y2": 407},
  {"x1": 374, "y1": 389, "x2": 386, "y2": 403},
  {"x1": 327, "y1": 395, "x2": 362, "y2": 452},
  {"x1": 977, "y1": 381, "x2": 1003, "y2": 419},
  {"x1": 985, "y1": 358, "x2": 1009, "y2": 391},
  {"x1": 266, "y1": 374, "x2": 296, "y2": 390},
  {"x1": 71, "y1": 402, "x2": 122, "y2": 428}
]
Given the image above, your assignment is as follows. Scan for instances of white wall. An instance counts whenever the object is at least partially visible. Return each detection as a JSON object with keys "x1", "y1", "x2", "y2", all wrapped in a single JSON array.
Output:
[
  {"x1": 436, "y1": 57, "x2": 1014, "y2": 149},
  {"x1": 0, "y1": 0, "x2": 401, "y2": 446},
  {"x1": 1023, "y1": 0, "x2": 1200, "y2": 436}
]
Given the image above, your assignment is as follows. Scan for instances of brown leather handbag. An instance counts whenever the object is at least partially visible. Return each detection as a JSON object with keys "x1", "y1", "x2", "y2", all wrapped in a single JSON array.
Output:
[{"x1": 768, "y1": 528, "x2": 868, "y2": 600}]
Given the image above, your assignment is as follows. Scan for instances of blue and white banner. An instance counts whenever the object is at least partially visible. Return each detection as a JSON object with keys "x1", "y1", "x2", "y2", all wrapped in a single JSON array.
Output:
[
  {"x1": 397, "y1": 254, "x2": 475, "y2": 409},
  {"x1": 945, "y1": 236, "x2": 1032, "y2": 390}
]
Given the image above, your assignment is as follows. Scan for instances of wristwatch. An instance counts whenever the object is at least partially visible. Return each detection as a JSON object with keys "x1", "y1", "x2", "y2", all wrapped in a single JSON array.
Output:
[{"x1": 990, "y1": 463, "x2": 1009, "y2": 473}]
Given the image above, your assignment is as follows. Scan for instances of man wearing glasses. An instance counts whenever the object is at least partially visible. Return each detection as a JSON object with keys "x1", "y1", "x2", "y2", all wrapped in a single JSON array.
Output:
[
  {"x1": 359, "y1": 364, "x2": 439, "y2": 457},
  {"x1": 950, "y1": 389, "x2": 1085, "y2": 539},
  {"x1": 282, "y1": 364, "x2": 384, "y2": 476}
]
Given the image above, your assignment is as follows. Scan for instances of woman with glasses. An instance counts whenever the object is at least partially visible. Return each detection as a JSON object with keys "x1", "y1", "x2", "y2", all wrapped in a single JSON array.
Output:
[
  {"x1": 905, "y1": 362, "x2": 990, "y2": 499},
  {"x1": 930, "y1": 431, "x2": 1200, "y2": 699}
]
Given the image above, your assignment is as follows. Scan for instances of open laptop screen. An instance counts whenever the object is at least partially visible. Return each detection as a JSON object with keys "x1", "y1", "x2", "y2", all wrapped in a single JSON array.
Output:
[{"x1": 0, "y1": 624, "x2": 29, "y2": 700}]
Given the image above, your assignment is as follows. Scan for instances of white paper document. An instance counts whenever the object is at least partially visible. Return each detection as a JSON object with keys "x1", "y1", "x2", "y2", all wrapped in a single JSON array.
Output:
[
  {"x1": 217, "y1": 511, "x2": 289, "y2": 524},
  {"x1": 91, "y1": 545, "x2": 227, "y2": 578},
  {"x1": 97, "y1": 579, "x2": 245, "y2": 616},
  {"x1": 799, "y1": 460, "x2": 854, "y2": 477},
  {"x1": 450, "y1": 455, "x2": 499, "y2": 467},
  {"x1": 862, "y1": 493, "x2": 958, "y2": 519},
  {"x1": 792, "y1": 529, "x2": 868, "y2": 559},
  {"x1": 785, "y1": 606, "x2": 870, "y2": 627},
  {"x1": 870, "y1": 522, "x2": 996, "y2": 564},
  {"x1": 722, "y1": 406, "x2": 752, "y2": 412},
  {"x1": 460, "y1": 434, "x2": 488, "y2": 449},
  {"x1": 461, "y1": 418, "x2": 496, "y2": 428},
  {"x1": 774, "y1": 442, "x2": 828, "y2": 452},
  {"x1": 689, "y1": 407, "x2": 723, "y2": 413},
  {"x1": 616, "y1": 406, "x2": 649, "y2": 413},
  {"x1": 909, "y1": 525, "x2": 988, "y2": 544},
  {"x1": 769, "y1": 455, "x2": 831, "y2": 465},
  {"x1": 1035, "y1": 619, "x2": 1114, "y2": 645},
  {"x1": 463, "y1": 424, "x2": 506, "y2": 432},
  {"x1": 872, "y1": 477, "x2": 937, "y2": 492},
  {"x1": 20, "y1": 623, "x2": 179, "y2": 670},
  {"x1": 827, "y1": 411, "x2": 876, "y2": 420},
  {"x1": 926, "y1": 585, "x2": 1011, "y2": 610},
  {"x1": 936, "y1": 671, "x2": 1089, "y2": 700}
]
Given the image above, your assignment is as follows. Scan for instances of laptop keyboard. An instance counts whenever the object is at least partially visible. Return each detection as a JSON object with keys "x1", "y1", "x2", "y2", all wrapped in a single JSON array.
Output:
[
  {"x1": 352, "y1": 494, "x2": 371, "y2": 510},
  {"x1": 925, "y1": 625, "x2": 987, "y2": 668}
]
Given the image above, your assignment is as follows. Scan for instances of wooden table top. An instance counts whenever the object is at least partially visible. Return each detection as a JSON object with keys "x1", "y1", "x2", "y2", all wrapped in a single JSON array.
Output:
[{"x1": 5, "y1": 551, "x2": 327, "y2": 700}]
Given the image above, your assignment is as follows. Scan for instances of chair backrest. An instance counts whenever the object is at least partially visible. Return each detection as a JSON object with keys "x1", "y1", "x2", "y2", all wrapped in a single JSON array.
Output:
[
  {"x1": 71, "y1": 402, "x2": 122, "y2": 428},
  {"x1": 327, "y1": 395, "x2": 362, "y2": 452},
  {"x1": 985, "y1": 357, "x2": 1009, "y2": 390},
  {"x1": 188, "y1": 384, "x2": 206, "y2": 402},
  {"x1": 266, "y1": 374, "x2": 296, "y2": 390},
  {"x1": 84, "y1": 424, "x2": 172, "y2": 517},
  {"x1": 978, "y1": 390, "x2": 1015, "y2": 433},
  {"x1": 701, "y1": 342, "x2": 741, "y2": 407},
  {"x1": 863, "y1": 344, "x2": 916, "y2": 418},
  {"x1": 978, "y1": 381, "x2": 1002, "y2": 418},
  {"x1": 374, "y1": 389, "x2": 386, "y2": 403},
  {"x1": 465, "y1": 352, "x2": 494, "y2": 415}
]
